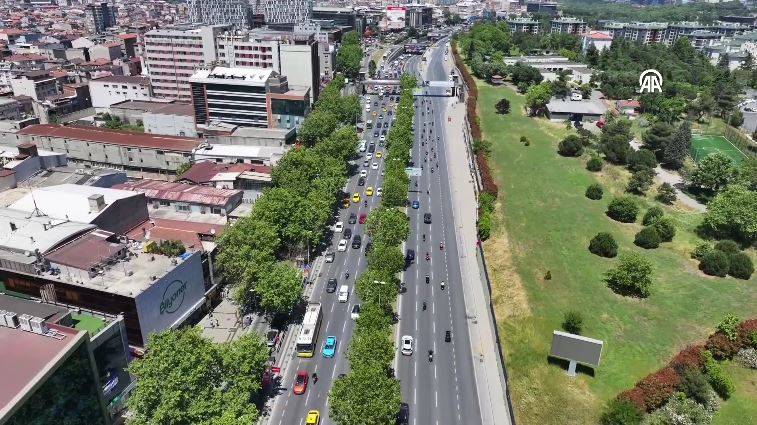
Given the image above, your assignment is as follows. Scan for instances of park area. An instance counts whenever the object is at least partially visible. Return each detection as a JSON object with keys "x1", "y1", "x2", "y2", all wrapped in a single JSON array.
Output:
[
  {"x1": 691, "y1": 134, "x2": 749, "y2": 165},
  {"x1": 474, "y1": 81, "x2": 757, "y2": 423}
]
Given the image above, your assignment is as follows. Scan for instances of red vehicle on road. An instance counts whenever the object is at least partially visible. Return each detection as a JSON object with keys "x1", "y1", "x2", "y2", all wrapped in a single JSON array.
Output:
[
  {"x1": 293, "y1": 370, "x2": 308, "y2": 395},
  {"x1": 359, "y1": 213, "x2": 367, "y2": 224}
]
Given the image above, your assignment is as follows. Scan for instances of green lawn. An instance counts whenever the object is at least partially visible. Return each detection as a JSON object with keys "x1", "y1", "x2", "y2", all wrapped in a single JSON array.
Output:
[
  {"x1": 71, "y1": 312, "x2": 107, "y2": 336},
  {"x1": 712, "y1": 361, "x2": 757, "y2": 425},
  {"x1": 476, "y1": 82, "x2": 757, "y2": 424}
]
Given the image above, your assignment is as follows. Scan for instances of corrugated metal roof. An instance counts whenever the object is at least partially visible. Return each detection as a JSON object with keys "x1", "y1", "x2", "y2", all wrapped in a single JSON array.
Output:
[
  {"x1": 18, "y1": 124, "x2": 201, "y2": 152},
  {"x1": 113, "y1": 180, "x2": 241, "y2": 207}
]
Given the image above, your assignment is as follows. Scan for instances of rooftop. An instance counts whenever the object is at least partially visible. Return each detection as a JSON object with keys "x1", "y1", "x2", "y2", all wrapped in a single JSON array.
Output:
[
  {"x1": 9, "y1": 184, "x2": 141, "y2": 225},
  {"x1": 18, "y1": 124, "x2": 202, "y2": 152},
  {"x1": 193, "y1": 143, "x2": 288, "y2": 161},
  {"x1": 45, "y1": 229, "x2": 125, "y2": 271},
  {"x1": 190, "y1": 66, "x2": 277, "y2": 84},
  {"x1": 112, "y1": 180, "x2": 242, "y2": 207},
  {"x1": 0, "y1": 207, "x2": 95, "y2": 254},
  {"x1": 179, "y1": 161, "x2": 270, "y2": 185},
  {"x1": 90, "y1": 75, "x2": 150, "y2": 85},
  {"x1": 547, "y1": 98, "x2": 608, "y2": 115},
  {"x1": 110, "y1": 99, "x2": 175, "y2": 112},
  {"x1": 126, "y1": 217, "x2": 224, "y2": 253}
]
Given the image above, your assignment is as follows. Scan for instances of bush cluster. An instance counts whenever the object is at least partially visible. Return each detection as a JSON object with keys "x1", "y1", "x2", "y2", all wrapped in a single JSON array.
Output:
[
  {"x1": 642, "y1": 206, "x2": 664, "y2": 225},
  {"x1": 698, "y1": 240, "x2": 754, "y2": 279},
  {"x1": 586, "y1": 156, "x2": 603, "y2": 172},
  {"x1": 562, "y1": 311, "x2": 584, "y2": 334},
  {"x1": 585, "y1": 183, "x2": 603, "y2": 200},
  {"x1": 606, "y1": 196, "x2": 639, "y2": 223},
  {"x1": 557, "y1": 135, "x2": 584, "y2": 157},
  {"x1": 634, "y1": 226, "x2": 661, "y2": 249},
  {"x1": 589, "y1": 232, "x2": 618, "y2": 258}
]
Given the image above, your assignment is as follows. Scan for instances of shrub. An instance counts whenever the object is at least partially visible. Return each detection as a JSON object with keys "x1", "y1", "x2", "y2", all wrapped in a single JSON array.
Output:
[
  {"x1": 589, "y1": 232, "x2": 618, "y2": 258},
  {"x1": 600, "y1": 398, "x2": 643, "y2": 425},
  {"x1": 477, "y1": 210, "x2": 492, "y2": 241},
  {"x1": 495, "y1": 98, "x2": 510, "y2": 114},
  {"x1": 558, "y1": 135, "x2": 584, "y2": 157},
  {"x1": 669, "y1": 345, "x2": 706, "y2": 373},
  {"x1": 633, "y1": 367, "x2": 681, "y2": 411},
  {"x1": 605, "y1": 252, "x2": 654, "y2": 298},
  {"x1": 705, "y1": 333, "x2": 741, "y2": 360},
  {"x1": 628, "y1": 148, "x2": 658, "y2": 172},
  {"x1": 656, "y1": 182, "x2": 677, "y2": 204},
  {"x1": 562, "y1": 311, "x2": 583, "y2": 334},
  {"x1": 653, "y1": 217, "x2": 676, "y2": 242},
  {"x1": 735, "y1": 348, "x2": 757, "y2": 369},
  {"x1": 699, "y1": 250, "x2": 730, "y2": 277},
  {"x1": 634, "y1": 226, "x2": 661, "y2": 249},
  {"x1": 714, "y1": 239, "x2": 740, "y2": 254},
  {"x1": 587, "y1": 156, "x2": 603, "y2": 172},
  {"x1": 692, "y1": 242, "x2": 712, "y2": 260},
  {"x1": 642, "y1": 206, "x2": 664, "y2": 225},
  {"x1": 479, "y1": 192, "x2": 496, "y2": 213},
  {"x1": 728, "y1": 252, "x2": 754, "y2": 280},
  {"x1": 717, "y1": 314, "x2": 741, "y2": 341},
  {"x1": 679, "y1": 368, "x2": 711, "y2": 405},
  {"x1": 738, "y1": 320, "x2": 757, "y2": 348},
  {"x1": 586, "y1": 183, "x2": 604, "y2": 200},
  {"x1": 703, "y1": 351, "x2": 734, "y2": 399},
  {"x1": 607, "y1": 197, "x2": 639, "y2": 223},
  {"x1": 626, "y1": 169, "x2": 655, "y2": 195},
  {"x1": 519, "y1": 136, "x2": 530, "y2": 146},
  {"x1": 645, "y1": 392, "x2": 713, "y2": 424}
]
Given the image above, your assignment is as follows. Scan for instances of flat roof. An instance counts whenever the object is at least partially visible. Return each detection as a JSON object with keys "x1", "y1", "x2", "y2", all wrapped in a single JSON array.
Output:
[
  {"x1": 0, "y1": 207, "x2": 95, "y2": 254},
  {"x1": 190, "y1": 67, "x2": 276, "y2": 85},
  {"x1": 113, "y1": 180, "x2": 241, "y2": 207},
  {"x1": 547, "y1": 99, "x2": 608, "y2": 115},
  {"x1": 0, "y1": 324, "x2": 84, "y2": 418},
  {"x1": 0, "y1": 294, "x2": 69, "y2": 324},
  {"x1": 45, "y1": 229, "x2": 125, "y2": 271},
  {"x1": 193, "y1": 143, "x2": 287, "y2": 160},
  {"x1": 90, "y1": 75, "x2": 150, "y2": 85},
  {"x1": 18, "y1": 124, "x2": 201, "y2": 153},
  {"x1": 110, "y1": 99, "x2": 175, "y2": 112},
  {"x1": 10, "y1": 184, "x2": 141, "y2": 225}
]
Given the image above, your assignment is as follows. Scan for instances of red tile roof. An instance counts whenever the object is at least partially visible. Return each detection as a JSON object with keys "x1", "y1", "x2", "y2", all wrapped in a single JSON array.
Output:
[
  {"x1": 178, "y1": 161, "x2": 270, "y2": 184},
  {"x1": 5, "y1": 53, "x2": 46, "y2": 62},
  {"x1": 113, "y1": 180, "x2": 242, "y2": 207},
  {"x1": 117, "y1": 34, "x2": 138, "y2": 40},
  {"x1": 587, "y1": 31, "x2": 613, "y2": 41},
  {"x1": 18, "y1": 124, "x2": 202, "y2": 152},
  {"x1": 126, "y1": 217, "x2": 225, "y2": 252}
]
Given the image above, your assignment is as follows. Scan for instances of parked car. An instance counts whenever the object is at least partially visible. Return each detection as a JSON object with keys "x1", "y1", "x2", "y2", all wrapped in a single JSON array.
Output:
[{"x1": 333, "y1": 221, "x2": 344, "y2": 233}]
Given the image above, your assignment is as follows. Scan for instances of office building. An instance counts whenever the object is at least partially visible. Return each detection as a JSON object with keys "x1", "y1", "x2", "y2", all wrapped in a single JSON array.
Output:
[
  {"x1": 187, "y1": 0, "x2": 251, "y2": 29},
  {"x1": 250, "y1": 0, "x2": 313, "y2": 24},
  {"x1": 550, "y1": 17, "x2": 587, "y2": 35},
  {"x1": 143, "y1": 24, "x2": 229, "y2": 101},
  {"x1": 407, "y1": 6, "x2": 433, "y2": 30},
  {"x1": 525, "y1": 2, "x2": 557, "y2": 16},
  {"x1": 311, "y1": 6, "x2": 365, "y2": 33},
  {"x1": 85, "y1": 2, "x2": 118, "y2": 35}
]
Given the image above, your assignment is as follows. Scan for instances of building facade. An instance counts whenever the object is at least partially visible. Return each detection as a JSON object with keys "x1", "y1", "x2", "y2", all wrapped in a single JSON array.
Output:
[
  {"x1": 250, "y1": 0, "x2": 313, "y2": 24},
  {"x1": 85, "y1": 2, "x2": 118, "y2": 35},
  {"x1": 187, "y1": 0, "x2": 251, "y2": 29},
  {"x1": 90, "y1": 75, "x2": 152, "y2": 110},
  {"x1": 550, "y1": 17, "x2": 587, "y2": 35}
]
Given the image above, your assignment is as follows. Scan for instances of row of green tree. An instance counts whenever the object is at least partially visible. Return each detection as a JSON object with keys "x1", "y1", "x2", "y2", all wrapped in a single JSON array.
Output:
[
  {"x1": 336, "y1": 30, "x2": 364, "y2": 80},
  {"x1": 217, "y1": 76, "x2": 360, "y2": 316},
  {"x1": 328, "y1": 74, "x2": 418, "y2": 424},
  {"x1": 562, "y1": 0, "x2": 748, "y2": 26}
]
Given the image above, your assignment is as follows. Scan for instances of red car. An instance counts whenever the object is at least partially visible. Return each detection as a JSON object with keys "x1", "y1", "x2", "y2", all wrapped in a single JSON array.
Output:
[
  {"x1": 293, "y1": 370, "x2": 308, "y2": 395},
  {"x1": 359, "y1": 214, "x2": 367, "y2": 224}
]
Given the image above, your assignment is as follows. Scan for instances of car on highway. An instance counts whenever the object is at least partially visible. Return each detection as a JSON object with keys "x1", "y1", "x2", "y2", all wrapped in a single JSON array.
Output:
[
  {"x1": 293, "y1": 370, "x2": 308, "y2": 394},
  {"x1": 362, "y1": 160, "x2": 369, "y2": 167},
  {"x1": 401, "y1": 335, "x2": 414, "y2": 355},
  {"x1": 384, "y1": 122, "x2": 389, "y2": 128},
  {"x1": 322, "y1": 336, "x2": 337, "y2": 358},
  {"x1": 351, "y1": 234, "x2": 362, "y2": 249},
  {"x1": 333, "y1": 221, "x2": 343, "y2": 233},
  {"x1": 379, "y1": 135, "x2": 386, "y2": 142},
  {"x1": 325, "y1": 251, "x2": 335, "y2": 263},
  {"x1": 381, "y1": 129, "x2": 387, "y2": 135},
  {"x1": 337, "y1": 240, "x2": 348, "y2": 252},
  {"x1": 379, "y1": 114, "x2": 384, "y2": 120},
  {"x1": 445, "y1": 330, "x2": 452, "y2": 342},
  {"x1": 376, "y1": 187, "x2": 383, "y2": 196},
  {"x1": 343, "y1": 228, "x2": 352, "y2": 240},
  {"x1": 352, "y1": 193, "x2": 361, "y2": 203},
  {"x1": 266, "y1": 329, "x2": 279, "y2": 348},
  {"x1": 342, "y1": 198, "x2": 350, "y2": 208},
  {"x1": 373, "y1": 130, "x2": 380, "y2": 137},
  {"x1": 326, "y1": 278, "x2": 337, "y2": 293},
  {"x1": 368, "y1": 144, "x2": 375, "y2": 153},
  {"x1": 376, "y1": 151, "x2": 383, "y2": 158},
  {"x1": 305, "y1": 409, "x2": 320, "y2": 425},
  {"x1": 411, "y1": 200, "x2": 420, "y2": 209},
  {"x1": 366, "y1": 153, "x2": 372, "y2": 160},
  {"x1": 423, "y1": 213, "x2": 432, "y2": 224},
  {"x1": 405, "y1": 249, "x2": 415, "y2": 263},
  {"x1": 371, "y1": 162, "x2": 379, "y2": 170},
  {"x1": 357, "y1": 177, "x2": 365, "y2": 186},
  {"x1": 348, "y1": 212, "x2": 357, "y2": 224},
  {"x1": 359, "y1": 213, "x2": 367, "y2": 224},
  {"x1": 360, "y1": 169, "x2": 368, "y2": 178},
  {"x1": 398, "y1": 403, "x2": 409, "y2": 425},
  {"x1": 351, "y1": 304, "x2": 361, "y2": 320},
  {"x1": 338, "y1": 285, "x2": 349, "y2": 302},
  {"x1": 365, "y1": 186, "x2": 374, "y2": 196}
]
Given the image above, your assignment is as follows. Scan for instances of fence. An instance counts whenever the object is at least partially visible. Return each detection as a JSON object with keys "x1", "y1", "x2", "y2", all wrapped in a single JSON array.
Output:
[{"x1": 723, "y1": 125, "x2": 757, "y2": 159}]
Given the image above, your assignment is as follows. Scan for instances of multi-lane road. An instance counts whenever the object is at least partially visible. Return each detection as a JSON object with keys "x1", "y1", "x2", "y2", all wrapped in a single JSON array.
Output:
[{"x1": 266, "y1": 39, "x2": 484, "y2": 425}]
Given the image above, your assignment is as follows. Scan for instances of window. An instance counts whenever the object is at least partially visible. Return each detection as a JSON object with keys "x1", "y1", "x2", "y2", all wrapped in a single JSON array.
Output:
[
  {"x1": 175, "y1": 204, "x2": 190, "y2": 212},
  {"x1": 211, "y1": 207, "x2": 222, "y2": 215},
  {"x1": 159, "y1": 200, "x2": 170, "y2": 206}
]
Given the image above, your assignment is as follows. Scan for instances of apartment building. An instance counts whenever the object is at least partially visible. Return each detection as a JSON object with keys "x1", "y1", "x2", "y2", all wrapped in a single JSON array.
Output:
[
  {"x1": 507, "y1": 18, "x2": 540, "y2": 35},
  {"x1": 90, "y1": 75, "x2": 152, "y2": 110},
  {"x1": 85, "y1": 2, "x2": 118, "y2": 35},
  {"x1": 187, "y1": 0, "x2": 251, "y2": 29},
  {"x1": 10, "y1": 70, "x2": 59, "y2": 101},
  {"x1": 250, "y1": 0, "x2": 313, "y2": 24},
  {"x1": 550, "y1": 17, "x2": 587, "y2": 35},
  {"x1": 143, "y1": 24, "x2": 229, "y2": 102},
  {"x1": 216, "y1": 29, "x2": 320, "y2": 101}
]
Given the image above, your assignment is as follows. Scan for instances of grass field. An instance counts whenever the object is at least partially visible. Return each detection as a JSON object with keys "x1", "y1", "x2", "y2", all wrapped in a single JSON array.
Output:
[
  {"x1": 712, "y1": 361, "x2": 757, "y2": 425},
  {"x1": 475, "y1": 81, "x2": 757, "y2": 423},
  {"x1": 691, "y1": 134, "x2": 747, "y2": 165}
]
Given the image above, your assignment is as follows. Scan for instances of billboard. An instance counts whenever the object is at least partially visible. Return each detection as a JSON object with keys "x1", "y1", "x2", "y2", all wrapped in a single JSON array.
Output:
[
  {"x1": 550, "y1": 330, "x2": 603, "y2": 367},
  {"x1": 135, "y1": 251, "x2": 206, "y2": 343},
  {"x1": 386, "y1": 6, "x2": 406, "y2": 31}
]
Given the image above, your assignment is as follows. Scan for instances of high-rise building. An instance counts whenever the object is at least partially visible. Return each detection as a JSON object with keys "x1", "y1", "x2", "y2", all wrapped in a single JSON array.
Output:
[
  {"x1": 187, "y1": 0, "x2": 251, "y2": 29},
  {"x1": 85, "y1": 2, "x2": 118, "y2": 35},
  {"x1": 250, "y1": 0, "x2": 313, "y2": 24},
  {"x1": 143, "y1": 24, "x2": 229, "y2": 101}
]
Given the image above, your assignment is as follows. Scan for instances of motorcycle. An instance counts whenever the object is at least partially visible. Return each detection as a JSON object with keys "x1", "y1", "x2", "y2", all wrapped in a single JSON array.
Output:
[
  {"x1": 345, "y1": 271, "x2": 350, "y2": 279},
  {"x1": 425, "y1": 275, "x2": 430, "y2": 284},
  {"x1": 425, "y1": 252, "x2": 430, "y2": 261},
  {"x1": 441, "y1": 281, "x2": 446, "y2": 290},
  {"x1": 422, "y1": 301, "x2": 427, "y2": 311},
  {"x1": 364, "y1": 200, "x2": 368, "y2": 207},
  {"x1": 440, "y1": 242, "x2": 444, "y2": 250},
  {"x1": 428, "y1": 350, "x2": 434, "y2": 363}
]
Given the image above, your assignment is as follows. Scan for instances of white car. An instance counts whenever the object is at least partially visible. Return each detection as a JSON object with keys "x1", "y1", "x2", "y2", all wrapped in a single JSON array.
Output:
[
  {"x1": 380, "y1": 135, "x2": 386, "y2": 142},
  {"x1": 338, "y1": 285, "x2": 349, "y2": 303},
  {"x1": 334, "y1": 221, "x2": 344, "y2": 233},
  {"x1": 376, "y1": 187, "x2": 383, "y2": 196},
  {"x1": 351, "y1": 304, "x2": 361, "y2": 320},
  {"x1": 360, "y1": 170, "x2": 368, "y2": 178},
  {"x1": 371, "y1": 162, "x2": 379, "y2": 170},
  {"x1": 366, "y1": 153, "x2": 373, "y2": 160},
  {"x1": 401, "y1": 335, "x2": 414, "y2": 356},
  {"x1": 337, "y1": 240, "x2": 348, "y2": 252}
]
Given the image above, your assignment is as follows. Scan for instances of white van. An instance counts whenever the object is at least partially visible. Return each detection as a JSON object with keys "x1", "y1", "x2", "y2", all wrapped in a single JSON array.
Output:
[
  {"x1": 359, "y1": 140, "x2": 367, "y2": 152},
  {"x1": 338, "y1": 285, "x2": 349, "y2": 303}
]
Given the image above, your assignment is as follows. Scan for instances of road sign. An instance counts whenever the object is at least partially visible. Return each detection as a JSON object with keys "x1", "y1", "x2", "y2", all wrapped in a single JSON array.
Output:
[
  {"x1": 405, "y1": 167, "x2": 423, "y2": 176},
  {"x1": 550, "y1": 330, "x2": 603, "y2": 376}
]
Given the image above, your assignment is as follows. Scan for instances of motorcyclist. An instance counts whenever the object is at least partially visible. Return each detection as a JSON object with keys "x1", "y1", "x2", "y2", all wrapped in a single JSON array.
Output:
[
  {"x1": 422, "y1": 301, "x2": 427, "y2": 310},
  {"x1": 425, "y1": 275, "x2": 430, "y2": 284},
  {"x1": 422, "y1": 234, "x2": 426, "y2": 241},
  {"x1": 428, "y1": 350, "x2": 434, "y2": 362},
  {"x1": 426, "y1": 252, "x2": 430, "y2": 261},
  {"x1": 312, "y1": 372, "x2": 318, "y2": 383},
  {"x1": 364, "y1": 200, "x2": 368, "y2": 207},
  {"x1": 345, "y1": 271, "x2": 350, "y2": 279},
  {"x1": 441, "y1": 281, "x2": 446, "y2": 290}
]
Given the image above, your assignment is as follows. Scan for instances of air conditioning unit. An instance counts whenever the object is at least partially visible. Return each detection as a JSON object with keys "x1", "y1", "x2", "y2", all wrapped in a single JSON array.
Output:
[
  {"x1": 18, "y1": 313, "x2": 33, "y2": 331},
  {"x1": 0, "y1": 310, "x2": 7, "y2": 327},
  {"x1": 30, "y1": 317, "x2": 48, "y2": 334},
  {"x1": 4, "y1": 312, "x2": 19, "y2": 328}
]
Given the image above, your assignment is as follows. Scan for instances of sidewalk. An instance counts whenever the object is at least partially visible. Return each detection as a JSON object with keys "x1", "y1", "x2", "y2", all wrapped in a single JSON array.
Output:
[{"x1": 439, "y1": 75, "x2": 513, "y2": 423}]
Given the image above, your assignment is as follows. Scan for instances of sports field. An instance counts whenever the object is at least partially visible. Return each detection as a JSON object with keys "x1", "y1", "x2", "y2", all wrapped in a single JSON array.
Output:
[{"x1": 691, "y1": 134, "x2": 748, "y2": 164}]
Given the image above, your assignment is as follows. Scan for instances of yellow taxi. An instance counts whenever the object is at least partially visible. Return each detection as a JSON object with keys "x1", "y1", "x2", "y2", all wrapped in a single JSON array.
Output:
[
  {"x1": 375, "y1": 151, "x2": 383, "y2": 158},
  {"x1": 352, "y1": 193, "x2": 361, "y2": 203},
  {"x1": 342, "y1": 197, "x2": 350, "y2": 208},
  {"x1": 365, "y1": 186, "x2": 374, "y2": 196},
  {"x1": 305, "y1": 410, "x2": 320, "y2": 424}
]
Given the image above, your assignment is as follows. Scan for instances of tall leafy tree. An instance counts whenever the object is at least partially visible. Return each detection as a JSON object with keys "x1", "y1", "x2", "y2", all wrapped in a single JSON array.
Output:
[
  {"x1": 702, "y1": 184, "x2": 757, "y2": 244},
  {"x1": 662, "y1": 120, "x2": 691, "y2": 169},
  {"x1": 691, "y1": 152, "x2": 735, "y2": 192},
  {"x1": 366, "y1": 207, "x2": 410, "y2": 247},
  {"x1": 642, "y1": 121, "x2": 674, "y2": 154},
  {"x1": 329, "y1": 367, "x2": 402, "y2": 425},
  {"x1": 127, "y1": 328, "x2": 268, "y2": 425},
  {"x1": 297, "y1": 109, "x2": 340, "y2": 146},
  {"x1": 367, "y1": 243, "x2": 405, "y2": 276},
  {"x1": 600, "y1": 118, "x2": 633, "y2": 164},
  {"x1": 525, "y1": 82, "x2": 552, "y2": 116},
  {"x1": 255, "y1": 263, "x2": 303, "y2": 315}
]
